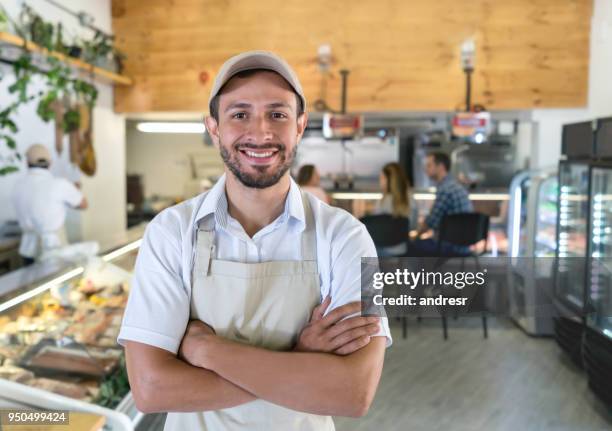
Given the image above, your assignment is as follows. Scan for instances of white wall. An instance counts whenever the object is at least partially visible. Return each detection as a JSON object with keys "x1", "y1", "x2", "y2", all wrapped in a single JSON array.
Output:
[
  {"x1": 530, "y1": 0, "x2": 612, "y2": 169},
  {"x1": 0, "y1": 0, "x2": 126, "y2": 244},
  {"x1": 126, "y1": 122, "x2": 223, "y2": 199}
]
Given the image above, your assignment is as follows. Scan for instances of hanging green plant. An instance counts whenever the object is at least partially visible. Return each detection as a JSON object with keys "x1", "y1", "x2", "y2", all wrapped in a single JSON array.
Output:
[
  {"x1": 20, "y1": 5, "x2": 54, "y2": 50},
  {"x1": 0, "y1": 6, "x2": 8, "y2": 33},
  {"x1": 0, "y1": 3, "x2": 117, "y2": 175}
]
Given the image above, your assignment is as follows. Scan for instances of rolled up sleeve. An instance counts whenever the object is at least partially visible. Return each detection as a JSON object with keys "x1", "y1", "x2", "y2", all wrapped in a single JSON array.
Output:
[
  {"x1": 327, "y1": 220, "x2": 393, "y2": 347},
  {"x1": 118, "y1": 220, "x2": 190, "y2": 354},
  {"x1": 58, "y1": 179, "x2": 84, "y2": 208}
]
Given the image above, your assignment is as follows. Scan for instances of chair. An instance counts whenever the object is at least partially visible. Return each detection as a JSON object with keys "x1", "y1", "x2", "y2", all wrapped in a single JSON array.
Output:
[
  {"x1": 360, "y1": 214, "x2": 410, "y2": 256},
  {"x1": 434, "y1": 212, "x2": 490, "y2": 340},
  {"x1": 360, "y1": 214, "x2": 410, "y2": 337},
  {"x1": 437, "y1": 212, "x2": 489, "y2": 256}
]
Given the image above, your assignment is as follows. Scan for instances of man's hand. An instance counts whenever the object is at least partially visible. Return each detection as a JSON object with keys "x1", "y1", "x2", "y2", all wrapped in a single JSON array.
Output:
[
  {"x1": 294, "y1": 297, "x2": 380, "y2": 355},
  {"x1": 179, "y1": 320, "x2": 216, "y2": 368}
]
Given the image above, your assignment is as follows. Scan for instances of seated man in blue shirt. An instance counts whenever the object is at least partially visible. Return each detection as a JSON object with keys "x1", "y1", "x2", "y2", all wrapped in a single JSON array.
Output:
[{"x1": 409, "y1": 152, "x2": 473, "y2": 256}]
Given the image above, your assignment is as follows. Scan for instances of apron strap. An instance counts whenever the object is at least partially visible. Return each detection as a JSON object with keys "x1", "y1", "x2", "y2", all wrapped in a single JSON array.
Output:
[
  {"x1": 194, "y1": 192, "x2": 215, "y2": 279},
  {"x1": 300, "y1": 190, "x2": 318, "y2": 266},
  {"x1": 194, "y1": 189, "x2": 317, "y2": 278}
]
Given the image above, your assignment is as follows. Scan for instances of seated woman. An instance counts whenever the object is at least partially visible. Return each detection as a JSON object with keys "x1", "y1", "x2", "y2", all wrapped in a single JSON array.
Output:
[
  {"x1": 370, "y1": 162, "x2": 413, "y2": 256},
  {"x1": 295, "y1": 164, "x2": 330, "y2": 204}
]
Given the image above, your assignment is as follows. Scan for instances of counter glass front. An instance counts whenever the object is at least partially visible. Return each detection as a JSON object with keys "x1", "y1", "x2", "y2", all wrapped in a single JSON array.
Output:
[
  {"x1": 535, "y1": 175, "x2": 558, "y2": 257},
  {"x1": 0, "y1": 230, "x2": 143, "y2": 430},
  {"x1": 587, "y1": 166, "x2": 612, "y2": 337},
  {"x1": 555, "y1": 162, "x2": 590, "y2": 310}
]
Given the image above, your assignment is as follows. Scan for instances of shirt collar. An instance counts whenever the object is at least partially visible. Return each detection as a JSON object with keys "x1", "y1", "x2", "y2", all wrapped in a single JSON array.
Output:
[
  {"x1": 195, "y1": 174, "x2": 306, "y2": 232},
  {"x1": 28, "y1": 167, "x2": 52, "y2": 176},
  {"x1": 438, "y1": 174, "x2": 452, "y2": 186}
]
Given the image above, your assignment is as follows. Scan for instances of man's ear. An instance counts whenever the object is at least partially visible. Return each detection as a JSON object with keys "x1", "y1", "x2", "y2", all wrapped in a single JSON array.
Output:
[
  {"x1": 205, "y1": 116, "x2": 220, "y2": 148},
  {"x1": 296, "y1": 112, "x2": 308, "y2": 141}
]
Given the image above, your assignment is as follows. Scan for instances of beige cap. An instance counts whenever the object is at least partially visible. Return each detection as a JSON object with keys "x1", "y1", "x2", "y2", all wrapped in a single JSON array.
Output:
[
  {"x1": 26, "y1": 144, "x2": 51, "y2": 166},
  {"x1": 208, "y1": 50, "x2": 306, "y2": 112}
]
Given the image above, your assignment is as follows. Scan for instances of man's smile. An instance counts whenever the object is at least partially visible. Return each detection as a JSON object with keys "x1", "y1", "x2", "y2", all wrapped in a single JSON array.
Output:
[{"x1": 237, "y1": 145, "x2": 282, "y2": 166}]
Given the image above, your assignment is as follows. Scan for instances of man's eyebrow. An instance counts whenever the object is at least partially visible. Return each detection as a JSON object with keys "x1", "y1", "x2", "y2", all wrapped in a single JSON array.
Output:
[
  {"x1": 266, "y1": 102, "x2": 294, "y2": 112},
  {"x1": 224, "y1": 101, "x2": 294, "y2": 112},
  {"x1": 224, "y1": 102, "x2": 252, "y2": 112}
]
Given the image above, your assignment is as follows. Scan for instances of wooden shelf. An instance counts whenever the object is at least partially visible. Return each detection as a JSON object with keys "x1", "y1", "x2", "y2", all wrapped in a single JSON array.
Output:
[{"x1": 0, "y1": 31, "x2": 132, "y2": 86}]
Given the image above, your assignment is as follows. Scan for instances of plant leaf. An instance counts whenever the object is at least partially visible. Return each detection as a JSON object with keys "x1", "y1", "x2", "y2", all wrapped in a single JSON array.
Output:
[{"x1": 0, "y1": 166, "x2": 19, "y2": 176}]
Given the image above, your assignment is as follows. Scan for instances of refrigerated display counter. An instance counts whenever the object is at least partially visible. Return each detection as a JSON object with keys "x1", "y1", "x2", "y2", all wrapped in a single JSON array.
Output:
[
  {"x1": 507, "y1": 168, "x2": 558, "y2": 336},
  {"x1": 553, "y1": 160, "x2": 591, "y2": 366},
  {"x1": 0, "y1": 226, "x2": 145, "y2": 431},
  {"x1": 583, "y1": 121, "x2": 612, "y2": 406}
]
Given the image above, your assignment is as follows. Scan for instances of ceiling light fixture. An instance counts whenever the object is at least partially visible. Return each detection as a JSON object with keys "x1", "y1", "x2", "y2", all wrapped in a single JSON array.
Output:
[{"x1": 136, "y1": 122, "x2": 206, "y2": 134}]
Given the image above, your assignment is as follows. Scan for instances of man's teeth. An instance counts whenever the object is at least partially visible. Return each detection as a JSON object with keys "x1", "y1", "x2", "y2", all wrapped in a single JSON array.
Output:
[{"x1": 246, "y1": 151, "x2": 274, "y2": 158}]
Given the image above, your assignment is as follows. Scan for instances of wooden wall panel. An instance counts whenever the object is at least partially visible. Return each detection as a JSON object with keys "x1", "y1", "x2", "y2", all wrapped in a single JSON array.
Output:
[{"x1": 111, "y1": 0, "x2": 592, "y2": 113}]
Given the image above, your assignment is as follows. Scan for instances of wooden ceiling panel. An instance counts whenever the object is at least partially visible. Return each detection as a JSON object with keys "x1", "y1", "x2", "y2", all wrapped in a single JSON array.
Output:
[{"x1": 112, "y1": 0, "x2": 592, "y2": 112}]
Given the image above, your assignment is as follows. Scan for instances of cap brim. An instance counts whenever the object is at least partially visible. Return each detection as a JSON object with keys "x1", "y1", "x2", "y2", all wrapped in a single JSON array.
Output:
[{"x1": 208, "y1": 51, "x2": 305, "y2": 112}]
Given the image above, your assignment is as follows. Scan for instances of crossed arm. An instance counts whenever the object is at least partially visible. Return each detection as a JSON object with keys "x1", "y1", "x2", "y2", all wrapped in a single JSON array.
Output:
[{"x1": 125, "y1": 300, "x2": 386, "y2": 417}]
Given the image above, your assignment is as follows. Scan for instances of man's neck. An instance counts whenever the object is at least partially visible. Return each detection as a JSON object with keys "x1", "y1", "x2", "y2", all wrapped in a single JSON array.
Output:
[
  {"x1": 437, "y1": 173, "x2": 449, "y2": 184},
  {"x1": 224, "y1": 172, "x2": 291, "y2": 238}
]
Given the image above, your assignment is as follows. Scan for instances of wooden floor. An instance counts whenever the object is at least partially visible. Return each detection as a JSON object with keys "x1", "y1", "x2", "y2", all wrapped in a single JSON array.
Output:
[{"x1": 138, "y1": 318, "x2": 612, "y2": 431}]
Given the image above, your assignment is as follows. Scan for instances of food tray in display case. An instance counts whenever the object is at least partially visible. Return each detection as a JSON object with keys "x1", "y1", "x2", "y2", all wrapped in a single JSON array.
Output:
[{"x1": 0, "y1": 228, "x2": 144, "y2": 431}]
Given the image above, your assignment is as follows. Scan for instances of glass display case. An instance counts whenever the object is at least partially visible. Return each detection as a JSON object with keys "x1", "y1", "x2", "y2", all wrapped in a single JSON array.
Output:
[
  {"x1": 0, "y1": 229, "x2": 143, "y2": 431},
  {"x1": 508, "y1": 172, "x2": 530, "y2": 257},
  {"x1": 507, "y1": 169, "x2": 558, "y2": 335},
  {"x1": 555, "y1": 161, "x2": 590, "y2": 311},
  {"x1": 586, "y1": 166, "x2": 612, "y2": 337},
  {"x1": 535, "y1": 176, "x2": 559, "y2": 257},
  {"x1": 583, "y1": 121, "x2": 612, "y2": 406}
]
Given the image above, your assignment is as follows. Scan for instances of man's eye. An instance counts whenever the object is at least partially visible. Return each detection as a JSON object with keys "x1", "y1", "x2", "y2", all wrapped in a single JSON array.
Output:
[
  {"x1": 271, "y1": 112, "x2": 287, "y2": 119},
  {"x1": 232, "y1": 112, "x2": 247, "y2": 119}
]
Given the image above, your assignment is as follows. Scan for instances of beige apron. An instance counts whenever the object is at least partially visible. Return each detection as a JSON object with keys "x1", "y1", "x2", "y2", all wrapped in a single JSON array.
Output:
[{"x1": 164, "y1": 191, "x2": 335, "y2": 431}]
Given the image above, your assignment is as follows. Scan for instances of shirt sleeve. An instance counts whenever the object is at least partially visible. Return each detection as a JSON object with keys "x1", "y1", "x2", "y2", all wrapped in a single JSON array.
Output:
[
  {"x1": 325, "y1": 219, "x2": 393, "y2": 347},
  {"x1": 117, "y1": 220, "x2": 190, "y2": 354},
  {"x1": 57, "y1": 179, "x2": 84, "y2": 207}
]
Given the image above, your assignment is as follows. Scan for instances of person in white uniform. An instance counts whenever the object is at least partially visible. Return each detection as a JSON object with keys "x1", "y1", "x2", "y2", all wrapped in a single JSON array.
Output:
[
  {"x1": 118, "y1": 51, "x2": 392, "y2": 431},
  {"x1": 11, "y1": 144, "x2": 88, "y2": 265}
]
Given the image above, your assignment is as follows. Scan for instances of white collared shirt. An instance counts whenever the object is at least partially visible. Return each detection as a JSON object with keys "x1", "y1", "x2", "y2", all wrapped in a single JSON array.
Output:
[
  {"x1": 118, "y1": 174, "x2": 392, "y2": 353},
  {"x1": 11, "y1": 168, "x2": 83, "y2": 258}
]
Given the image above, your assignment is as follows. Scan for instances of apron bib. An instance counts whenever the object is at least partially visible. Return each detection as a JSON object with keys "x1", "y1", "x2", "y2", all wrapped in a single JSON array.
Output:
[{"x1": 164, "y1": 191, "x2": 335, "y2": 431}]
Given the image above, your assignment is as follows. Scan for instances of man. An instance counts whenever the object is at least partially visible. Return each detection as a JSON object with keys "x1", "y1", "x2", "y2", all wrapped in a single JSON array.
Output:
[
  {"x1": 118, "y1": 51, "x2": 391, "y2": 431},
  {"x1": 12, "y1": 144, "x2": 88, "y2": 265},
  {"x1": 411, "y1": 152, "x2": 473, "y2": 256}
]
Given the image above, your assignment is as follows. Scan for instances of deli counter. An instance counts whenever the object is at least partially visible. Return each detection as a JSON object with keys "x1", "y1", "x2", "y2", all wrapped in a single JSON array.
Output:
[{"x1": 0, "y1": 226, "x2": 145, "y2": 431}]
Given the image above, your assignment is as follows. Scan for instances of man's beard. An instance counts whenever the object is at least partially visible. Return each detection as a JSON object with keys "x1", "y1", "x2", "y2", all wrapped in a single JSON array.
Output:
[{"x1": 219, "y1": 141, "x2": 297, "y2": 189}]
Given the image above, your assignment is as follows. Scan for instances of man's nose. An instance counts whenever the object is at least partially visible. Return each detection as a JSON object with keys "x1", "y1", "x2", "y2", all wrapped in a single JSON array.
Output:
[{"x1": 246, "y1": 116, "x2": 274, "y2": 143}]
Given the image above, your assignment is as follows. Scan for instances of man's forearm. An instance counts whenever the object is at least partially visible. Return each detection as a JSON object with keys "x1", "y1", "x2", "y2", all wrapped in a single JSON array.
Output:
[
  {"x1": 198, "y1": 337, "x2": 385, "y2": 417},
  {"x1": 125, "y1": 341, "x2": 255, "y2": 413}
]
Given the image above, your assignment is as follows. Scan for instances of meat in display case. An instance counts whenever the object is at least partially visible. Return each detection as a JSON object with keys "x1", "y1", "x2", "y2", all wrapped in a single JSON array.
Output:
[
  {"x1": 0, "y1": 232, "x2": 142, "y2": 430},
  {"x1": 507, "y1": 169, "x2": 558, "y2": 335}
]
